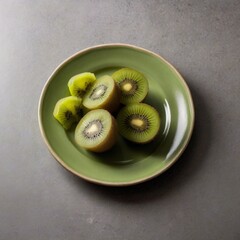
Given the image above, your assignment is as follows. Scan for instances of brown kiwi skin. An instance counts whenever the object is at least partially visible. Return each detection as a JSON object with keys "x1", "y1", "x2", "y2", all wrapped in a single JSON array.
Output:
[
  {"x1": 85, "y1": 81, "x2": 121, "y2": 114},
  {"x1": 84, "y1": 116, "x2": 118, "y2": 153},
  {"x1": 105, "y1": 81, "x2": 121, "y2": 113}
]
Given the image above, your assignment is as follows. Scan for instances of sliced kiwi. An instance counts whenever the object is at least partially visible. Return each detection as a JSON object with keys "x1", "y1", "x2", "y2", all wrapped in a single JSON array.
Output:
[
  {"x1": 75, "y1": 109, "x2": 118, "y2": 152},
  {"x1": 83, "y1": 75, "x2": 120, "y2": 113},
  {"x1": 117, "y1": 103, "x2": 160, "y2": 144},
  {"x1": 68, "y1": 72, "x2": 96, "y2": 98},
  {"x1": 53, "y1": 96, "x2": 83, "y2": 130},
  {"x1": 112, "y1": 68, "x2": 149, "y2": 105}
]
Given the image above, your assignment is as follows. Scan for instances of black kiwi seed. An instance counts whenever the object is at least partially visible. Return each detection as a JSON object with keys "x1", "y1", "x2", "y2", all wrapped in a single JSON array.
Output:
[
  {"x1": 83, "y1": 120, "x2": 103, "y2": 139},
  {"x1": 90, "y1": 84, "x2": 108, "y2": 100},
  {"x1": 119, "y1": 79, "x2": 138, "y2": 96},
  {"x1": 112, "y1": 68, "x2": 149, "y2": 105},
  {"x1": 77, "y1": 89, "x2": 85, "y2": 98},
  {"x1": 65, "y1": 111, "x2": 73, "y2": 120},
  {"x1": 83, "y1": 75, "x2": 120, "y2": 113},
  {"x1": 75, "y1": 109, "x2": 118, "y2": 152},
  {"x1": 125, "y1": 114, "x2": 149, "y2": 132},
  {"x1": 75, "y1": 106, "x2": 84, "y2": 119},
  {"x1": 53, "y1": 96, "x2": 83, "y2": 130},
  {"x1": 117, "y1": 103, "x2": 161, "y2": 144}
]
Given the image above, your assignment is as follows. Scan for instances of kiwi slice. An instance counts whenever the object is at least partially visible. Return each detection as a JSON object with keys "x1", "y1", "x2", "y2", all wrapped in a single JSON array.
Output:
[
  {"x1": 68, "y1": 72, "x2": 96, "y2": 97},
  {"x1": 53, "y1": 96, "x2": 83, "y2": 130},
  {"x1": 75, "y1": 109, "x2": 118, "y2": 152},
  {"x1": 117, "y1": 103, "x2": 160, "y2": 144},
  {"x1": 112, "y1": 68, "x2": 149, "y2": 105},
  {"x1": 83, "y1": 75, "x2": 120, "y2": 113}
]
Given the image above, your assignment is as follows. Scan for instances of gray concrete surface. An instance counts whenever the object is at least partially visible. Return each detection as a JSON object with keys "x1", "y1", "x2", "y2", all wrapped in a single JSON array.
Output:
[{"x1": 0, "y1": 0, "x2": 240, "y2": 239}]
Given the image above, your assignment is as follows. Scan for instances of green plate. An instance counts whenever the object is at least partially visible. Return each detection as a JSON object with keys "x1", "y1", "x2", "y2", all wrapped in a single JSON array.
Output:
[{"x1": 38, "y1": 44, "x2": 194, "y2": 186}]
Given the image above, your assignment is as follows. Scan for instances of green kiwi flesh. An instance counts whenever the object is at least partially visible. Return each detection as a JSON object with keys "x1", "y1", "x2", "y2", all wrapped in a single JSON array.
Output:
[
  {"x1": 112, "y1": 68, "x2": 148, "y2": 105},
  {"x1": 75, "y1": 109, "x2": 118, "y2": 152},
  {"x1": 53, "y1": 96, "x2": 83, "y2": 130},
  {"x1": 117, "y1": 103, "x2": 160, "y2": 143},
  {"x1": 83, "y1": 75, "x2": 120, "y2": 113},
  {"x1": 68, "y1": 72, "x2": 96, "y2": 97}
]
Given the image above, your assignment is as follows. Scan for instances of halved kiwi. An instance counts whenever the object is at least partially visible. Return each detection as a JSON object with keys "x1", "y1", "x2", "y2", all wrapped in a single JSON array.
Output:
[
  {"x1": 75, "y1": 109, "x2": 118, "y2": 152},
  {"x1": 112, "y1": 68, "x2": 149, "y2": 105},
  {"x1": 68, "y1": 72, "x2": 96, "y2": 98},
  {"x1": 83, "y1": 75, "x2": 120, "y2": 113},
  {"x1": 53, "y1": 96, "x2": 83, "y2": 130},
  {"x1": 117, "y1": 103, "x2": 160, "y2": 144}
]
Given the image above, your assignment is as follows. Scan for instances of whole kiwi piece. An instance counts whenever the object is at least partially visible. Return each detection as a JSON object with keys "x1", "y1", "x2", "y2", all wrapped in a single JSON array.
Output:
[
  {"x1": 75, "y1": 109, "x2": 118, "y2": 152},
  {"x1": 83, "y1": 75, "x2": 120, "y2": 113},
  {"x1": 112, "y1": 68, "x2": 149, "y2": 105},
  {"x1": 117, "y1": 103, "x2": 160, "y2": 144}
]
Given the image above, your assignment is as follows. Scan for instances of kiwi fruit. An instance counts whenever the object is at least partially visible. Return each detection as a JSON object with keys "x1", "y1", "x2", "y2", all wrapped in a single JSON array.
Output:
[
  {"x1": 68, "y1": 72, "x2": 96, "y2": 98},
  {"x1": 75, "y1": 109, "x2": 118, "y2": 152},
  {"x1": 117, "y1": 103, "x2": 160, "y2": 144},
  {"x1": 53, "y1": 96, "x2": 83, "y2": 130},
  {"x1": 83, "y1": 75, "x2": 120, "y2": 113},
  {"x1": 112, "y1": 68, "x2": 149, "y2": 105}
]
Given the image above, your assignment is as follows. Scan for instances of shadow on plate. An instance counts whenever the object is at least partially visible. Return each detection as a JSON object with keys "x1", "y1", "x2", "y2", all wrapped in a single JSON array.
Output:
[
  {"x1": 87, "y1": 92, "x2": 167, "y2": 164},
  {"x1": 68, "y1": 91, "x2": 167, "y2": 164},
  {"x1": 61, "y1": 78, "x2": 212, "y2": 203}
]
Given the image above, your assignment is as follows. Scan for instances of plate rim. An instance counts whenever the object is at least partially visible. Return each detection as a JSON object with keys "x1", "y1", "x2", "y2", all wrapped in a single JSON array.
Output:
[{"x1": 38, "y1": 43, "x2": 195, "y2": 186}]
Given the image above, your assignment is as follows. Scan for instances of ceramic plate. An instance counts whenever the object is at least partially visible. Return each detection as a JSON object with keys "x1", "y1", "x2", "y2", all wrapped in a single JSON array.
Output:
[{"x1": 38, "y1": 43, "x2": 194, "y2": 186}]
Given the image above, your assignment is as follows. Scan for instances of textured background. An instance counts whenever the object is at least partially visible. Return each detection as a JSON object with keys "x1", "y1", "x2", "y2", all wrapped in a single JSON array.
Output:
[{"x1": 0, "y1": 1, "x2": 240, "y2": 239}]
